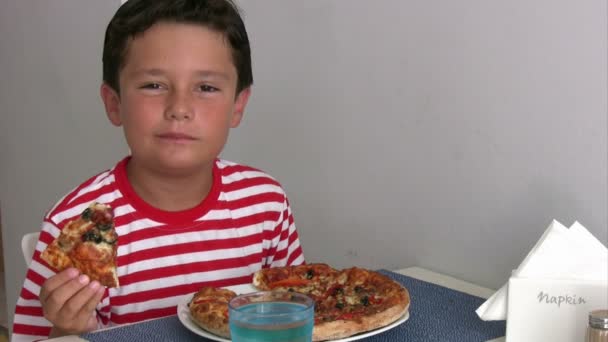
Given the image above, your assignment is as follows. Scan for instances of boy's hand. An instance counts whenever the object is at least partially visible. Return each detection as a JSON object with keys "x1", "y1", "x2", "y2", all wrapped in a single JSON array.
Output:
[{"x1": 39, "y1": 268, "x2": 106, "y2": 337}]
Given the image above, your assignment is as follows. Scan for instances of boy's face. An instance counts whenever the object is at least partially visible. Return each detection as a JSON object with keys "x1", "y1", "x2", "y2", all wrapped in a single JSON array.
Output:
[{"x1": 101, "y1": 22, "x2": 250, "y2": 175}]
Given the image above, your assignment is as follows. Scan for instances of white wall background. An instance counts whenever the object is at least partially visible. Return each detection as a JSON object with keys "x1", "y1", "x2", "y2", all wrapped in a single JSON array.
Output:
[{"x1": 1, "y1": 0, "x2": 606, "y2": 332}]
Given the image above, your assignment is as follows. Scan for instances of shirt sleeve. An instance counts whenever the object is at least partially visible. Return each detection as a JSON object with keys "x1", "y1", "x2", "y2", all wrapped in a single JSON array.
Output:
[
  {"x1": 264, "y1": 193, "x2": 305, "y2": 268},
  {"x1": 11, "y1": 219, "x2": 108, "y2": 341}
]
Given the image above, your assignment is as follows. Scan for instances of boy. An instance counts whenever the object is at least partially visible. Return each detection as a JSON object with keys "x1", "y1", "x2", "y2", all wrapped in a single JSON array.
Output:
[{"x1": 12, "y1": 0, "x2": 305, "y2": 340}]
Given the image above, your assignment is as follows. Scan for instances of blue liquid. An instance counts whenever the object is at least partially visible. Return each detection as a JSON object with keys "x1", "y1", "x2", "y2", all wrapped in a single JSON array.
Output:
[{"x1": 230, "y1": 302, "x2": 314, "y2": 342}]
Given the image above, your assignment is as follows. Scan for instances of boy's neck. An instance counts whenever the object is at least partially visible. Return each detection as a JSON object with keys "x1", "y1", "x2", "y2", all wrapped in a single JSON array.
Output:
[{"x1": 125, "y1": 158, "x2": 214, "y2": 212}]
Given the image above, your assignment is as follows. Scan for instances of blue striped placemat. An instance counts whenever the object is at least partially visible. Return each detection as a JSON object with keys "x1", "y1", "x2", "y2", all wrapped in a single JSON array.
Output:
[{"x1": 81, "y1": 270, "x2": 506, "y2": 341}]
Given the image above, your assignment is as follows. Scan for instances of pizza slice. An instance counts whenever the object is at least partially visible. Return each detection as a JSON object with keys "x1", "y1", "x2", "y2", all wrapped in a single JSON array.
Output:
[
  {"x1": 188, "y1": 286, "x2": 237, "y2": 338},
  {"x1": 311, "y1": 267, "x2": 410, "y2": 341},
  {"x1": 40, "y1": 202, "x2": 119, "y2": 288}
]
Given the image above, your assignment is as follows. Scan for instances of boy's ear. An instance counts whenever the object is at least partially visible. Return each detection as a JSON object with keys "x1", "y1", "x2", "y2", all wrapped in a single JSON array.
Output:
[
  {"x1": 230, "y1": 87, "x2": 251, "y2": 128},
  {"x1": 100, "y1": 83, "x2": 122, "y2": 126}
]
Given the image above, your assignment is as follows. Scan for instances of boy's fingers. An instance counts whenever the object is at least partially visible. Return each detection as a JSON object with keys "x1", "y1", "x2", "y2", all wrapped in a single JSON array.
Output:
[
  {"x1": 85, "y1": 310, "x2": 100, "y2": 332},
  {"x1": 85, "y1": 302, "x2": 105, "y2": 331},
  {"x1": 62, "y1": 279, "x2": 102, "y2": 318},
  {"x1": 42, "y1": 274, "x2": 91, "y2": 318},
  {"x1": 39, "y1": 268, "x2": 80, "y2": 302},
  {"x1": 71, "y1": 284, "x2": 104, "y2": 333},
  {"x1": 78, "y1": 282, "x2": 105, "y2": 317}
]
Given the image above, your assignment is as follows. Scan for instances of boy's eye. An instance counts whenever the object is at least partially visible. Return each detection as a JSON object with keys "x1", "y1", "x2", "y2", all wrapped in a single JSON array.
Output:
[
  {"x1": 141, "y1": 83, "x2": 163, "y2": 90},
  {"x1": 199, "y1": 84, "x2": 219, "y2": 92}
]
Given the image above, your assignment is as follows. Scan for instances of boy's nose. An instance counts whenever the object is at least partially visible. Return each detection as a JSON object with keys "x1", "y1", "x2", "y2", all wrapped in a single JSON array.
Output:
[
  {"x1": 165, "y1": 91, "x2": 194, "y2": 121},
  {"x1": 167, "y1": 109, "x2": 191, "y2": 121}
]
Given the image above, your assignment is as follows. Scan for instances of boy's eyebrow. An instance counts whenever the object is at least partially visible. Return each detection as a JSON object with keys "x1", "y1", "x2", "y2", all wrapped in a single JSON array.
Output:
[
  {"x1": 130, "y1": 68, "x2": 230, "y2": 80},
  {"x1": 194, "y1": 70, "x2": 231, "y2": 80}
]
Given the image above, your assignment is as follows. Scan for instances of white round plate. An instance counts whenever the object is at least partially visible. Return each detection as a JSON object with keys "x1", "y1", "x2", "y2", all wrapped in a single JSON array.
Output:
[
  {"x1": 328, "y1": 310, "x2": 409, "y2": 342},
  {"x1": 177, "y1": 284, "x2": 410, "y2": 342}
]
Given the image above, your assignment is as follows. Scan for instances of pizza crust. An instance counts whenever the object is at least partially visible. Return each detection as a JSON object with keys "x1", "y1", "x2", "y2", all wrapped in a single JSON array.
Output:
[
  {"x1": 190, "y1": 312, "x2": 231, "y2": 338},
  {"x1": 313, "y1": 292, "x2": 409, "y2": 341},
  {"x1": 188, "y1": 287, "x2": 236, "y2": 339},
  {"x1": 252, "y1": 270, "x2": 264, "y2": 289}
]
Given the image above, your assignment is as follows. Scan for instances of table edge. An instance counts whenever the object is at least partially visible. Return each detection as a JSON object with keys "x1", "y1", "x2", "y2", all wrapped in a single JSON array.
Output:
[{"x1": 46, "y1": 266, "x2": 506, "y2": 342}]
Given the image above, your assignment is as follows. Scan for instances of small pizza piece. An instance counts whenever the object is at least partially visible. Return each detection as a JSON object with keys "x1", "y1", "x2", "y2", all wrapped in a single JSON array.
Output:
[
  {"x1": 40, "y1": 202, "x2": 119, "y2": 288},
  {"x1": 188, "y1": 287, "x2": 237, "y2": 338}
]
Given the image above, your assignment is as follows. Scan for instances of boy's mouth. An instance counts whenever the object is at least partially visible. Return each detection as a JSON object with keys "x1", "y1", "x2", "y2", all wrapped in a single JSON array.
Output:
[{"x1": 156, "y1": 132, "x2": 198, "y2": 142}]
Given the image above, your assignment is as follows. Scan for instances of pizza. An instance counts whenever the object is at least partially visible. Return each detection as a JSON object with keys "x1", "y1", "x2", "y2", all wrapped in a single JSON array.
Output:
[
  {"x1": 40, "y1": 202, "x2": 119, "y2": 288},
  {"x1": 188, "y1": 287, "x2": 236, "y2": 338},
  {"x1": 254, "y1": 264, "x2": 410, "y2": 341},
  {"x1": 188, "y1": 263, "x2": 410, "y2": 341}
]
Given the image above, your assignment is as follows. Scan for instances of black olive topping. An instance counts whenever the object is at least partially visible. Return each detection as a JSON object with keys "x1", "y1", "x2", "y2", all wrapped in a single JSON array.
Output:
[
  {"x1": 306, "y1": 270, "x2": 314, "y2": 279},
  {"x1": 354, "y1": 286, "x2": 363, "y2": 293},
  {"x1": 97, "y1": 223, "x2": 112, "y2": 231},
  {"x1": 81, "y1": 208, "x2": 92, "y2": 220},
  {"x1": 361, "y1": 296, "x2": 370, "y2": 306},
  {"x1": 83, "y1": 230, "x2": 102, "y2": 244},
  {"x1": 335, "y1": 302, "x2": 344, "y2": 309},
  {"x1": 332, "y1": 287, "x2": 344, "y2": 295}
]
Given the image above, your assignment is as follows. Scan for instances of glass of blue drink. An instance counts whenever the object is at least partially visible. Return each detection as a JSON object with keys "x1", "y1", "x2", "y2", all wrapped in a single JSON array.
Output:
[{"x1": 228, "y1": 291, "x2": 314, "y2": 342}]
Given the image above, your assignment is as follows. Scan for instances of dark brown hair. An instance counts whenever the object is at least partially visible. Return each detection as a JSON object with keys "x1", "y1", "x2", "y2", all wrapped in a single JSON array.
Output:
[{"x1": 102, "y1": 0, "x2": 253, "y2": 95}]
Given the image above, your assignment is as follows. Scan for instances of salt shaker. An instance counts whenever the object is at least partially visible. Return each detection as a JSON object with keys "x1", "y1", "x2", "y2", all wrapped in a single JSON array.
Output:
[{"x1": 586, "y1": 309, "x2": 608, "y2": 342}]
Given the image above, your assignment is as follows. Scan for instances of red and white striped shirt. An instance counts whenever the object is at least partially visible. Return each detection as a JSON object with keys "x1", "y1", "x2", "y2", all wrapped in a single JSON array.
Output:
[{"x1": 12, "y1": 157, "x2": 305, "y2": 341}]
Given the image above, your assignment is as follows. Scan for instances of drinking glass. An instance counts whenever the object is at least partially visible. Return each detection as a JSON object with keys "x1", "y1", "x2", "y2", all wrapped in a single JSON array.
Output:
[{"x1": 228, "y1": 291, "x2": 314, "y2": 342}]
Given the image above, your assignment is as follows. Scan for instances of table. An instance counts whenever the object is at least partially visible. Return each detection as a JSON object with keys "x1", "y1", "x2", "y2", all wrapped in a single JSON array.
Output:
[
  {"x1": 395, "y1": 267, "x2": 505, "y2": 342},
  {"x1": 47, "y1": 267, "x2": 506, "y2": 342}
]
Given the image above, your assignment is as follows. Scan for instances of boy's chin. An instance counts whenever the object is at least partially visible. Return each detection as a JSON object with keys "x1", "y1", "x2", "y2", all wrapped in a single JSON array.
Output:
[{"x1": 134, "y1": 156, "x2": 214, "y2": 175}]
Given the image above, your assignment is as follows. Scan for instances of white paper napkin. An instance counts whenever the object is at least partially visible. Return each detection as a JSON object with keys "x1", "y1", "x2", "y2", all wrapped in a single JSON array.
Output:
[{"x1": 476, "y1": 219, "x2": 608, "y2": 321}]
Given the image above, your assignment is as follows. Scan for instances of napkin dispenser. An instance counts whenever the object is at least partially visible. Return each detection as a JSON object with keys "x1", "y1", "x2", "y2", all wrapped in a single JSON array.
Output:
[{"x1": 506, "y1": 277, "x2": 608, "y2": 342}]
